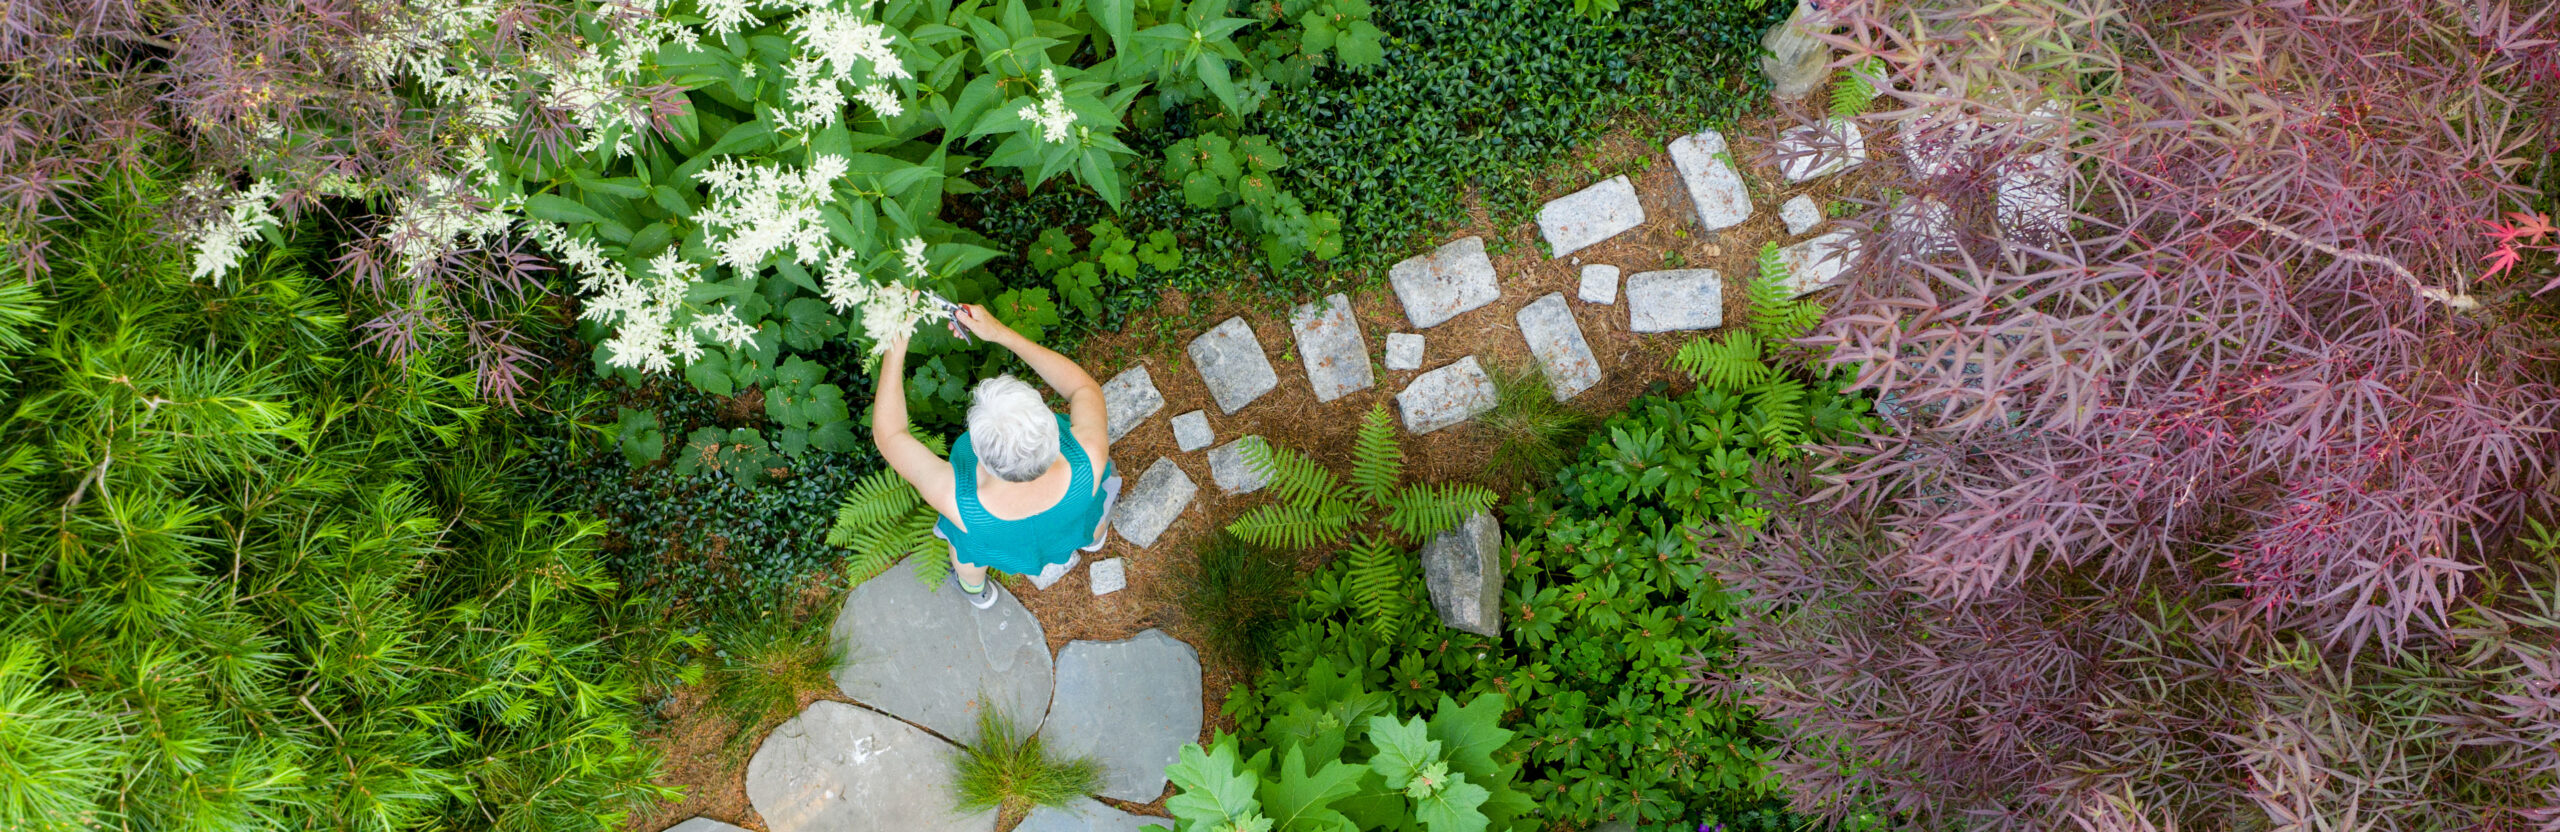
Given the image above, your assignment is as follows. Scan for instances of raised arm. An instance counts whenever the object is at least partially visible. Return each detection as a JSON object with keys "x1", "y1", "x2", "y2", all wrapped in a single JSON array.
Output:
[
  {"x1": 952, "y1": 305, "x2": 1109, "y2": 467},
  {"x1": 869, "y1": 329, "x2": 958, "y2": 519}
]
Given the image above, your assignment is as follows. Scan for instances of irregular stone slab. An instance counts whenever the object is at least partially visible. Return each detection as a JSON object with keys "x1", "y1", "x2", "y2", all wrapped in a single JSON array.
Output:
[
  {"x1": 1109, "y1": 457, "x2": 1195, "y2": 549},
  {"x1": 1777, "y1": 230, "x2": 1860, "y2": 297},
  {"x1": 1170, "y1": 410, "x2": 1213, "y2": 452},
  {"x1": 1623, "y1": 270, "x2": 1725, "y2": 333},
  {"x1": 1781, "y1": 195, "x2": 1823, "y2": 235},
  {"x1": 1089, "y1": 557, "x2": 1127, "y2": 596},
  {"x1": 1019, "y1": 797, "x2": 1166, "y2": 832},
  {"x1": 1206, "y1": 437, "x2": 1269, "y2": 495},
  {"x1": 1186, "y1": 317, "x2": 1278, "y2": 415},
  {"x1": 1044, "y1": 630, "x2": 1203, "y2": 802},
  {"x1": 1289, "y1": 293, "x2": 1373, "y2": 403},
  {"x1": 1997, "y1": 149, "x2": 2069, "y2": 244},
  {"x1": 1383, "y1": 333, "x2": 1424, "y2": 371},
  {"x1": 831, "y1": 559, "x2": 1050, "y2": 746},
  {"x1": 1536, "y1": 176, "x2": 1645, "y2": 259},
  {"x1": 1421, "y1": 512, "x2": 1503, "y2": 637},
  {"x1": 1514, "y1": 294, "x2": 1600, "y2": 401},
  {"x1": 1759, "y1": 0, "x2": 1836, "y2": 100},
  {"x1": 1895, "y1": 195, "x2": 1958, "y2": 259},
  {"x1": 1388, "y1": 237, "x2": 1501, "y2": 329},
  {"x1": 1100, "y1": 366, "x2": 1164, "y2": 443},
  {"x1": 746, "y1": 701, "x2": 996, "y2": 832},
  {"x1": 1395, "y1": 357, "x2": 1497, "y2": 435},
  {"x1": 1578, "y1": 265, "x2": 1619, "y2": 305},
  {"x1": 1775, "y1": 117, "x2": 1866, "y2": 183},
  {"x1": 666, "y1": 819, "x2": 753, "y2": 832},
  {"x1": 1667, "y1": 130, "x2": 1753, "y2": 231}
]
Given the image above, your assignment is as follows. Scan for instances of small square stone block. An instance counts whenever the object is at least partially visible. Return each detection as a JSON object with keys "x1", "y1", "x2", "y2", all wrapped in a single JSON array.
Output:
[
  {"x1": 1087, "y1": 558, "x2": 1128, "y2": 596},
  {"x1": 1389, "y1": 236, "x2": 1501, "y2": 329},
  {"x1": 1536, "y1": 175, "x2": 1646, "y2": 259},
  {"x1": 1187, "y1": 317, "x2": 1279, "y2": 415},
  {"x1": 1207, "y1": 437, "x2": 1269, "y2": 495},
  {"x1": 1384, "y1": 332, "x2": 1425, "y2": 371},
  {"x1": 1171, "y1": 410, "x2": 1213, "y2": 452},
  {"x1": 1577, "y1": 264, "x2": 1619, "y2": 305},
  {"x1": 1781, "y1": 195, "x2": 1823, "y2": 236}
]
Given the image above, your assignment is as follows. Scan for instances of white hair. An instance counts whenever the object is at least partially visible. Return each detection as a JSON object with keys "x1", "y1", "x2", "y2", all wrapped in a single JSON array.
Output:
[{"x1": 967, "y1": 374, "x2": 1059, "y2": 482}]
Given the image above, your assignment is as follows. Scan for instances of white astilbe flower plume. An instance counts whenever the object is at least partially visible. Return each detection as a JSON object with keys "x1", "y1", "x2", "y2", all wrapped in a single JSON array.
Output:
[
  {"x1": 794, "y1": 5, "x2": 907, "y2": 80},
  {"x1": 780, "y1": 56, "x2": 848, "y2": 131},
  {"x1": 692, "y1": 154, "x2": 849, "y2": 271},
  {"x1": 853, "y1": 83, "x2": 904, "y2": 118},
  {"x1": 1017, "y1": 69, "x2": 1075, "y2": 144},
  {"x1": 182, "y1": 175, "x2": 280, "y2": 285},
  {"x1": 692, "y1": 307, "x2": 759, "y2": 350},
  {"x1": 899, "y1": 236, "x2": 929, "y2": 279}
]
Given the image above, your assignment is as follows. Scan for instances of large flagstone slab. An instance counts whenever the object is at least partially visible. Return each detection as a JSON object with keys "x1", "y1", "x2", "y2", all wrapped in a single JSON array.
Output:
[
  {"x1": 745, "y1": 701, "x2": 996, "y2": 832},
  {"x1": 1019, "y1": 797, "x2": 1166, "y2": 832},
  {"x1": 829, "y1": 559, "x2": 1051, "y2": 746},
  {"x1": 1040, "y1": 630, "x2": 1204, "y2": 802}
]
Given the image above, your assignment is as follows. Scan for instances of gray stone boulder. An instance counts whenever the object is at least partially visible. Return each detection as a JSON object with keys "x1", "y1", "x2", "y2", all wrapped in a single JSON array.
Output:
[
  {"x1": 1578, "y1": 265, "x2": 1619, "y2": 305},
  {"x1": 664, "y1": 819, "x2": 753, "y2": 832},
  {"x1": 1667, "y1": 130, "x2": 1753, "y2": 231},
  {"x1": 1758, "y1": 0, "x2": 1837, "y2": 101},
  {"x1": 1776, "y1": 117, "x2": 1867, "y2": 183},
  {"x1": 1421, "y1": 512, "x2": 1503, "y2": 637},
  {"x1": 1389, "y1": 237, "x2": 1501, "y2": 329},
  {"x1": 1776, "y1": 230, "x2": 1860, "y2": 297},
  {"x1": 1100, "y1": 366, "x2": 1164, "y2": 443},
  {"x1": 1289, "y1": 293, "x2": 1373, "y2": 403},
  {"x1": 1187, "y1": 317, "x2": 1279, "y2": 415},
  {"x1": 1514, "y1": 294, "x2": 1600, "y2": 401},
  {"x1": 1536, "y1": 175, "x2": 1646, "y2": 258},
  {"x1": 1041, "y1": 630, "x2": 1204, "y2": 802},
  {"x1": 1110, "y1": 457, "x2": 1196, "y2": 549},
  {"x1": 1170, "y1": 410, "x2": 1213, "y2": 452},
  {"x1": 1206, "y1": 437, "x2": 1269, "y2": 495},
  {"x1": 830, "y1": 559, "x2": 1051, "y2": 746},
  {"x1": 1394, "y1": 356, "x2": 1497, "y2": 435},
  {"x1": 1019, "y1": 797, "x2": 1169, "y2": 832},
  {"x1": 1623, "y1": 270, "x2": 1725, "y2": 333},
  {"x1": 745, "y1": 701, "x2": 996, "y2": 832},
  {"x1": 1383, "y1": 332, "x2": 1424, "y2": 371}
]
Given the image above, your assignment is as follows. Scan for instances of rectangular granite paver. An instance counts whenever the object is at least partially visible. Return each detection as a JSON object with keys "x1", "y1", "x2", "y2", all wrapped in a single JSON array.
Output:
[
  {"x1": 1537, "y1": 175, "x2": 1646, "y2": 258},
  {"x1": 1395, "y1": 356, "x2": 1497, "y2": 435},
  {"x1": 1289, "y1": 293, "x2": 1373, "y2": 403},
  {"x1": 1515, "y1": 293, "x2": 1601, "y2": 401},
  {"x1": 1389, "y1": 237, "x2": 1501, "y2": 329},
  {"x1": 1110, "y1": 457, "x2": 1196, "y2": 548},
  {"x1": 1624, "y1": 270, "x2": 1725, "y2": 332},
  {"x1": 1669, "y1": 130, "x2": 1754, "y2": 230},
  {"x1": 1100, "y1": 365, "x2": 1164, "y2": 442},
  {"x1": 1187, "y1": 317, "x2": 1278, "y2": 414}
]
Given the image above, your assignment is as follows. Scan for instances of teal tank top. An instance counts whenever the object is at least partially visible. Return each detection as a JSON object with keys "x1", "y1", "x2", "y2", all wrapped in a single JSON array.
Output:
[{"x1": 936, "y1": 413, "x2": 1115, "y2": 573}]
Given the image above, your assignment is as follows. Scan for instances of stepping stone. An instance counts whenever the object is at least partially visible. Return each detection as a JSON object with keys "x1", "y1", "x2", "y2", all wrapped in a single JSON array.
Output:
[
  {"x1": 1394, "y1": 356, "x2": 1497, "y2": 435},
  {"x1": 1042, "y1": 630, "x2": 1203, "y2": 802},
  {"x1": 1109, "y1": 457, "x2": 1195, "y2": 548},
  {"x1": 1186, "y1": 317, "x2": 1278, "y2": 415},
  {"x1": 1383, "y1": 332, "x2": 1424, "y2": 371},
  {"x1": 1667, "y1": 130, "x2": 1753, "y2": 230},
  {"x1": 1781, "y1": 195, "x2": 1823, "y2": 235},
  {"x1": 1170, "y1": 410, "x2": 1213, "y2": 452},
  {"x1": 1997, "y1": 150, "x2": 2069, "y2": 243},
  {"x1": 1206, "y1": 437, "x2": 1269, "y2": 495},
  {"x1": 1623, "y1": 270, "x2": 1725, "y2": 332},
  {"x1": 1895, "y1": 195, "x2": 1958, "y2": 259},
  {"x1": 1776, "y1": 230, "x2": 1860, "y2": 296},
  {"x1": 1029, "y1": 555, "x2": 1080, "y2": 591},
  {"x1": 1088, "y1": 557, "x2": 1127, "y2": 596},
  {"x1": 1578, "y1": 265, "x2": 1619, "y2": 305},
  {"x1": 1388, "y1": 236, "x2": 1501, "y2": 329},
  {"x1": 1420, "y1": 511, "x2": 1503, "y2": 638},
  {"x1": 1514, "y1": 294, "x2": 1601, "y2": 401},
  {"x1": 1100, "y1": 366, "x2": 1164, "y2": 442},
  {"x1": 1536, "y1": 175, "x2": 1645, "y2": 259},
  {"x1": 1288, "y1": 293, "x2": 1373, "y2": 403},
  {"x1": 665, "y1": 819, "x2": 752, "y2": 832},
  {"x1": 1775, "y1": 117, "x2": 1866, "y2": 182},
  {"x1": 745, "y1": 701, "x2": 996, "y2": 832},
  {"x1": 1020, "y1": 797, "x2": 1165, "y2": 832},
  {"x1": 830, "y1": 559, "x2": 1052, "y2": 746}
]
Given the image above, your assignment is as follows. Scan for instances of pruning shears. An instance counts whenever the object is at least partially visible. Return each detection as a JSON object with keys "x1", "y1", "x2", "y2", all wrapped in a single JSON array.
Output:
[{"x1": 920, "y1": 290, "x2": 970, "y2": 342}]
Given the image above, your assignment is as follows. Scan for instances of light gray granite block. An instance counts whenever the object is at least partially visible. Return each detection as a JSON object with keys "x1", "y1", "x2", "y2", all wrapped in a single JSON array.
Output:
[
  {"x1": 1383, "y1": 332, "x2": 1425, "y2": 371},
  {"x1": 1578, "y1": 264, "x2": 1619, "y2": 304},
  {"x1": 1536, "y1": 175, "x2": 1646, "y2": 258},
  {"x1": 1042, "y1": 630, "x2": 1203, "y2": 802},
  {"x1": 745, "y1": 701, "x2": 995, "y2": 832},
  {"x1": 1776, "y1": 117, "x2": 1867, "y2": 183},
  {"x1": 1088, "y1": 557, "x2": 1127, "y2": 596},
  {"x1": 1515, "y1": 293, "x2": 1601, "y2": 401},
  {"x1": 1389, "y1": 236, "x2": 1501, "y2": 329},
  {"x1": 829, "y1": 559, "x2": 1050, "y2": 746},
  {"x1": 664, "y1": 819, "x2": 752, "y2": 832},
  {"x1": 1668, "y1": 130, "x2": 1754, "y2": 231},
  {"x1": 1395, "y1": 357, "x2": 1497, "y2": 435},
  {"x1": 1109, "y1": 457, "x2": 1196, "y2": 548},
  {"x1": 1206, "y1": 437, "x2": 1269, "y2": 495},
  {"x1": 1781, "y1": 195, "x2": 1823, "y2": 235},
  {"x1": 1170, "y1": 410, "x2": 1213, "y2": 452},
  {"x1": 1624, "y1": 270, "x2": 1725, "y2": 333},
  {"x1": 1186, "y1": 317, "x2": 1278, "y2": 415},
  {"x1": 1289, "y1": 293, "x2": 1373, "y2": 403},
  {"x1": 1777, "y1": 230, "x2": 1860, "y2": 297},
  {"x1": 1100, "y1": 365, "x2": 1164, "y2": 442}
]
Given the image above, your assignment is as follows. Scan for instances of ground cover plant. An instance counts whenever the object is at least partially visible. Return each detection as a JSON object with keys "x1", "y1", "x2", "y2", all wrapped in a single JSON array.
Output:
[
  {"x1": 952, "y1": 709, "x2": 1103, "y2": 818},
  {"x1": 1695, "y1": 0, "x2": 2560, "y2": 828},
  {"x1": 0, "y1": 170, "x2": 683, "y2": 832}
]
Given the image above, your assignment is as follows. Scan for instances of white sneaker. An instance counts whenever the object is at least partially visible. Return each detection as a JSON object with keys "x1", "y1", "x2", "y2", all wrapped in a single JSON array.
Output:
[{"x1": 952, "y1": 573, "x2": 999, "y2": 609}]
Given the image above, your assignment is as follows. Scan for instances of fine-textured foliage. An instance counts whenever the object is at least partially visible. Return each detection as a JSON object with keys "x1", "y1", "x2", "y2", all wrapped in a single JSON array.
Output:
[
  {"x1": 1178, "y1": 532, "x2": 1304, "y2": 670},
  {"x1": 826, "y1": 428, "x2": 954, "y2": 588},
  {"x1": 1228, "y1": 405, "x2": 1495, "y2": 550},
  {"x1": 1474, "y1": 362, "x2": 1591, "y2": 482},
  {"x1": 952, "y1": 708, "x2": 1102, "y2": 815},
  {"x1": 702, "y1": 610, "x2": 843, "y2": 750}
]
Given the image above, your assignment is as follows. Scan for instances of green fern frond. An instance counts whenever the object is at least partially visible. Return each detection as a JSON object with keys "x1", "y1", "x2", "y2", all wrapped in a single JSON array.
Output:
[
  {"x1": 1830, "y1": 57, "x2": 1886, "y2": 120},
  {"x1": 1749, "y1": 377, "x2": 1809, "y2": 448},
  {"x1": 1675, "y1": 332, "x2": 1774, "y2": 393},
  {"x1": 1380, "y1": 483, "x2": 1497, "y2": 543},
  {"x1": 1746, "y1": 241, "x2": 1827, "y2": 341},
  {"x1": 1347, "y1": 405, "x2": 1403, "y2": 507},
  {"x1": 829, "y1": 469, "x2": 921, "y2": 546},
  {"x1": 1227, "y1": 497, "x2": 1364, "y2": 550},
  {"x1": 1343, "y1": 536, "x2": 1409, "y2": 638},
  {"x1": 1244, "y1": 437, "x2": 1349, "y2": 510},
  {"x1": 911, "y1": 541, "x2": 954, "y2": 588}
]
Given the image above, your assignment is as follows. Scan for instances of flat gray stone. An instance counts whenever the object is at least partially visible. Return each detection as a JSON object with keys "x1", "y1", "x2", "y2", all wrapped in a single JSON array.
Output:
[
  {"x1": 1043, "y1": 630, "x2": 1203, "y2": 802},
  {"x1": 1019, "y1": 797, "x2": 1166, "y2": 832},
  {"x1": 1289, "y1": 293, "x2": 1373, "y2": 403},
  {"x1": 1089, "y1": 557, "x2": 1127, "y2": 596},
  {"x1": 1514, "y1": 294, "x2": 1600, "y2": 401},
  {"x1": 1775, "y1": 117, "x2": 1866, "y2": 183},
  {"x1": 1170, "y1": 410, "x2": 1213, "y2": 452},
  {"x1": 1383, "y1": 333, "x2": 1424, "y2": 371},
  {"x1": 830, "y1": 559, "x2": 1051, "y2": 746},
  {"x1": 1028, "y1": 555, "x2": 1079, "y2": 591},
  {"x1": 1206, "y1": 437, "x2": 1269, "y2": 495},
  {"x1": 1186, "y1": 317, "x2": 1278, "y2": 415},
  {"x1": 1536, "y1": 176, "x2": 1645, "y2": 259},
  {"x1": 665, "y1": 819, "x2": 753, "y2": 832},
  {"x1": 1623, "y1": 270, "x2": 1725, "y2": 333},
  {"x1": 1759, "y1": 0, "x2": 1836, "y2": 100},
  {"x1": 745, "y1": 701, "x2": 995, "y2": 832},
  {"x1": 1781, "y1": 195, "x2": 1823, "y2": 235},
  {"x1": 1997, "y1": 150, "x2": 2069, "y2": 243},
  {"x1": 1777, "y1": 230, "x2": 1859, "y2": 297},
  {"x1": 1577, "y1": 265, "x2": 1619, "y2": 305},
  {"x1": 1100, "y1": 366, "x2": 1164, "y2": 443},
  {"x1": 1389, "y1": 237, "x2": 1501, "y2": 330},
  {"x1": 1109, "y1": 457, "x2": 1195, "y2": 548},
  {"x1": 1394, "y1": 356, "x2": 1497, "y2": 435},
  {"x1": 1895, "y1": 195, "x2": 1958, "y2": 259},
  {"x1": 1420, "y1": 512, "x2": 1503, "y2": 637},
  {"x1": 1667, "y1": 130, "x2": 1753, "y2": 231}
]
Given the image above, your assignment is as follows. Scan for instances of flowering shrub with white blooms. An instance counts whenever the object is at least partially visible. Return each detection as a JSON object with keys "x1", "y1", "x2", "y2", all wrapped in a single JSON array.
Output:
[
  {"x1": 1018, "y1": 69, "x2": 1077, "y2": 144},
  {"x1": 692, "y1": 154, "x2": 849, "y2": 273}
]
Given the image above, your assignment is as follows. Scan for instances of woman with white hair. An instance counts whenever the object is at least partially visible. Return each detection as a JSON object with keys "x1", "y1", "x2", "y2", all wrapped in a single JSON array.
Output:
[{"x1": 870, "y1": 304, "x2": 1118, "y2": 609}]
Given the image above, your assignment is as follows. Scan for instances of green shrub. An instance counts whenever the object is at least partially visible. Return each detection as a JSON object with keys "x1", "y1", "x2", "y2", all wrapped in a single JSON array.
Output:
[
  {"x1": 952, "y1": 709, "x2": 1103, "y2": 815},
  {"x1": 0, "y1": 170, "x2": 684, "y2": 832},
  {"x1": 1178, "y1": 532, "x2": 1304, "y2": 670}
]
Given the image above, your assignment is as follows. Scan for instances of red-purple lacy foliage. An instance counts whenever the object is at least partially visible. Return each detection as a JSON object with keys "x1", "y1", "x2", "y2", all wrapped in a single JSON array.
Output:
[
  {"x1": 1701, "y1": 0, "x2": 2560, "y2": 828},
  {"x1": 0, "y1": 0, "x2": 596, "y2": 403}
]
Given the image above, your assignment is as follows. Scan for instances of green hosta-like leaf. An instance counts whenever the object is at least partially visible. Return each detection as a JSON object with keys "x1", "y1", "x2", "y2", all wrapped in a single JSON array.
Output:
[
  {"x1": 683, "y1": 348, "x2": 733, "y2": 396},
  {"x1": 525, "y1": 194, "x2": 609, "y2": 225},
  {"x1": 1166, "y1": 740, "x2": 1266, "y2": 830},
  {"x1": 1333, "y1": 21, "x2": 1384, "y2": 66},
  {"x1": 1260, "y1": 744, "x2": 1361, "y2": 832}
]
